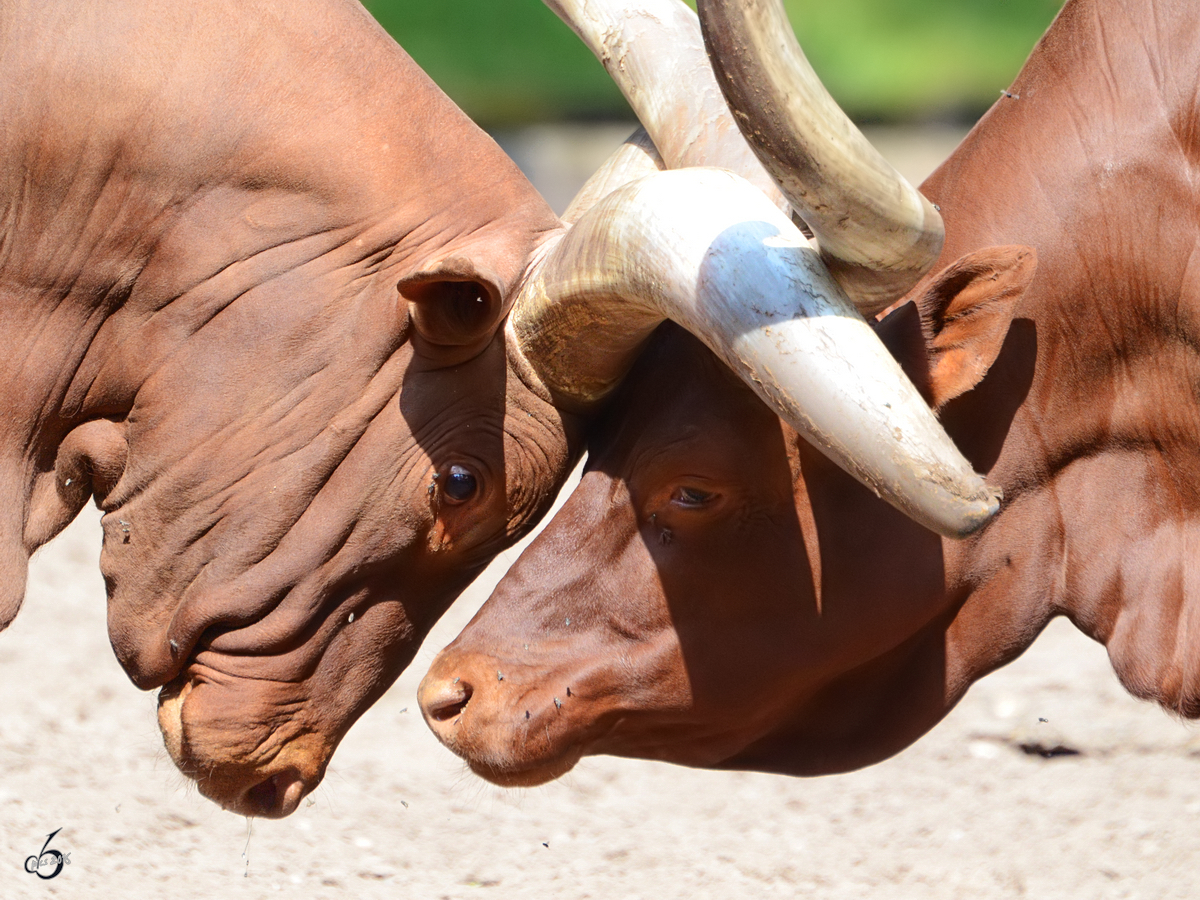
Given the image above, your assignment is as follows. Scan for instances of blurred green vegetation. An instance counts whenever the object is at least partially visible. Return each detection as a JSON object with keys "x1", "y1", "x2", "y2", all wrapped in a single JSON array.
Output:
[{"x1": 363, "y1": 0, "x2": 1065, "y2": 126}]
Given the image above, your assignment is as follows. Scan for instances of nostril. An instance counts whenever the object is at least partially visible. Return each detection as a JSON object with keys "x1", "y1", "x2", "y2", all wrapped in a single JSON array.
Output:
[
  {"x1": 245, "y1": 775, "x2": 278, "y2": 815},
  {"x1": 425, "y1": 679, "x2": 473, "y2": 723},
  {"x1": 243, "y1": 769, "x2": 306, "y2": 819}
]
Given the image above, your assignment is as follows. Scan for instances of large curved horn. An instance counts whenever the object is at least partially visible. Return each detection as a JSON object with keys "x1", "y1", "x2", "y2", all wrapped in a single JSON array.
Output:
[
  {"x1": 543, "y1": 0, "x2": 785, "y2": 210},
  {"x1": 510, "y1": 168, "x2": 998, "y2": 538},
  {"x1": 696, "y1": 0, "x2": 944, "y2": 314},
  {"x1": 562, "y1": 127, "x2": 664, "y2": 226}
]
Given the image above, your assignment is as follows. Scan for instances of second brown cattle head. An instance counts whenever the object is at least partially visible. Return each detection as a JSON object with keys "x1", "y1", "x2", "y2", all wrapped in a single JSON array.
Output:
[
  {"x1": 422, "y1": 0, "x2": 1200, "y2": 786},
  {"x1": 419, "y1": 246, "x2": 1034, "y2": 784}
]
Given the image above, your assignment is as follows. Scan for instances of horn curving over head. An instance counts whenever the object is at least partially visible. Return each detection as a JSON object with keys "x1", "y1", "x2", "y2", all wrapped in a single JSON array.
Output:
[
  {"x1": 561, "y1": 127, "x2": 664, "y2": 226},
  {"x1": 543, "y1": 0, "x2": 786, "y2": 210},
  {"x1": 696, "y1": 0, "x2": 944, "y2": 314},
  {"x1": 510, "y1": 168, "x2": 999, "y2": 537},
  {"x1": 516, "y1": 1, "x2": 997, "y2": 536}
]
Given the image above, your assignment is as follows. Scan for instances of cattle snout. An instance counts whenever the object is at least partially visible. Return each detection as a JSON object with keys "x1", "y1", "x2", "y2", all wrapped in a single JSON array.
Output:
[
  {"x1": 158, "y1": 674, "x2": 328, "y2": 819},
  {"x1": 420, "y1": 673, "x2": 472, "y2": 726},
  {"x1": 418, "y1": 651, "x2": 588, "y2": 788}
]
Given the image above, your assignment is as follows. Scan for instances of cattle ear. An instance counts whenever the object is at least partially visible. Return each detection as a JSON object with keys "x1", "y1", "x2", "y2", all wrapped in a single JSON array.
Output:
[
  {"x1": 874, "y1": 300, "x2": 935, "y2": 405},
  {"x1": 399, "y1": 256, "x2": 507, "y2": 363},
  {"x1": 911, "y1": 245, "x2": 1036, "y2": 409}
]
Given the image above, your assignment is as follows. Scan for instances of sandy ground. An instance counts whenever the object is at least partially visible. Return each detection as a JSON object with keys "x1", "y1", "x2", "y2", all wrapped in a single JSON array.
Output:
[{"x1": 4, "y1": 127, "x2": 1200, "y2": 899}]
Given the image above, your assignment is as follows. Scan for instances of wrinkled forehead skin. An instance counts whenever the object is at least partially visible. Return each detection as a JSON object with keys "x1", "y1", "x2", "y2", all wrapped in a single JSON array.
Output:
[{"x1": 0, "y1": 0, "x2": 576, "y2": 815}]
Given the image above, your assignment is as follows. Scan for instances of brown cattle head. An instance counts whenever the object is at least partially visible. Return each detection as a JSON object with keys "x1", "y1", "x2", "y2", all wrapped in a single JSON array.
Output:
[
  {"x1": 0, "y1": 0, "x2": 588, "y2": 818},
  {"x1": 422, "y1": 0, "x2": 1200, "y2": 785},
  {"x1": 415, "y1": 0, "x2": 1032, "y2": 783},
  {"x1": 0, "y1": 0, "x2": 994, "y2": 817},
  {"x1": 418, "y1": 245, "x2": 1035, "y2": 785}
]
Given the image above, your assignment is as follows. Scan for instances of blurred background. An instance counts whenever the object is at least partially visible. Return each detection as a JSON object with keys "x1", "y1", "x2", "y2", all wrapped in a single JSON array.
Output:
[
  {"x1": 362, "y1": 0, "x2": 1067, "y2": 212},
  {"x1": 363, "y1": 0, "x2": 1067, "y2": 127}
]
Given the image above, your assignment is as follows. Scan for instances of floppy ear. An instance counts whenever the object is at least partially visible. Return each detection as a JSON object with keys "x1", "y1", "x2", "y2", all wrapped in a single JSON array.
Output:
[
  {"x1": 398, "y1": 256, "x2": 507, "y2": 365},
  {"x1": 876, "y1": 245, "x2": 1037, "y2": 409}
]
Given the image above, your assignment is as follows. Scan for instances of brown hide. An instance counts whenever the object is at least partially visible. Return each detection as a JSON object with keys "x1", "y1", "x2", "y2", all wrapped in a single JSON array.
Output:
[
  {"x1": 1, "y1": 0, "x2": 578, "y2": 815},
  {"x1": 420, "y1": 0, "x2": 1200, "y2": 784}
]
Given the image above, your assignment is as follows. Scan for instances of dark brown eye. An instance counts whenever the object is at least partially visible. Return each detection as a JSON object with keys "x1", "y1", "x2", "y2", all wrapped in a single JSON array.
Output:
[
  {"x1": 443, "y1": 465, "x2": 478, "y2": 503},
  {"x1": 671, "y1": 486, "x2": 715, "y2": 508}
]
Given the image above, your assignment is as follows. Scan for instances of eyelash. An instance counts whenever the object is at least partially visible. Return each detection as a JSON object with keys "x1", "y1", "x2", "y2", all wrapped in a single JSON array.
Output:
[{"x1": 671, "y1": 486, "x2": 715, "y2": 508}]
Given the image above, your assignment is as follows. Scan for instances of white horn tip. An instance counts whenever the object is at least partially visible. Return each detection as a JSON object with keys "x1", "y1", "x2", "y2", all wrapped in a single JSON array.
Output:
[{"x1": 922, "y1": 483, "x2": 1002, "y2": 539}]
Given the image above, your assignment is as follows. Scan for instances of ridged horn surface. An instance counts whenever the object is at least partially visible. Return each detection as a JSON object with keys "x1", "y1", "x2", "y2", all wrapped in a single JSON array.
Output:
[
  {"x1": 543, "y1": 0, "x2": 785, "y2": 210},
  {"x1": 562, "y1": 127, "x2": 664, "y2": 226},
  {"x1": 697, "y1": 0, "x2": 944, "y2": 314}
]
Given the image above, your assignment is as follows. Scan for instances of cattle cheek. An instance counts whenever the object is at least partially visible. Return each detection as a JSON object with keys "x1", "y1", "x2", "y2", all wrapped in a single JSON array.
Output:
[
  {"x1": 644, "y1": 496, "x2": 815, "y2": 723},
  {"x1": 306, "y1": 596, "x2": 420, "y2": 739}
]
